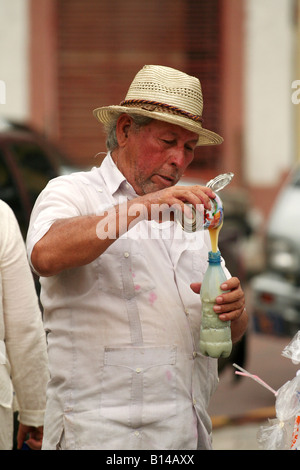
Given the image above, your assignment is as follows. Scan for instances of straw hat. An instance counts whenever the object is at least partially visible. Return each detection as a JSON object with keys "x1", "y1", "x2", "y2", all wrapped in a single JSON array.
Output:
[{"x1": 93, "y1": 65, "x2": 223, "y2": 146}]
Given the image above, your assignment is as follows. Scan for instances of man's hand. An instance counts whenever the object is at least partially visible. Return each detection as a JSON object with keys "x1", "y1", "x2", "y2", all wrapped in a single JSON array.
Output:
[
  {"x1": 190, "y1": 277, "x2": 248, "y2": 343},
  {"x1": 17, "y1": 423, "x2": 44, "y2": 450},
  {"x1": 138, "y1": 184, "x2": 216, "y2": 218}
]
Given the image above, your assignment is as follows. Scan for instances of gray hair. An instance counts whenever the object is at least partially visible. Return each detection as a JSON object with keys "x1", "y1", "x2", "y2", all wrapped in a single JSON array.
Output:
[{"x1": 104, "y1": 113, "x2": 153, "y2": 151}]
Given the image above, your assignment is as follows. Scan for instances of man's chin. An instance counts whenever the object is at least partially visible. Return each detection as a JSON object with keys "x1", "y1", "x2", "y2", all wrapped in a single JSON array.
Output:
[
  {"x1": 141, "y1": 183, "x2": 169, "y2": 194},
  {"x1": 136, "y1": 176, "x2": 176, "y2": 195}
]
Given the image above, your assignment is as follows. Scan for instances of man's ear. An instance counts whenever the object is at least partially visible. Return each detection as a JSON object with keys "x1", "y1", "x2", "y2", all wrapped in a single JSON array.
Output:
[{"x1": 116, "y1": 114, "x2": 132, "y2": 147}]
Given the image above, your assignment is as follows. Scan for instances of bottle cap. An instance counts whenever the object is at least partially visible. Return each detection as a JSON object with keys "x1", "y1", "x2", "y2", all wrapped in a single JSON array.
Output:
[
  {"x1": 206, "y1": 172, "x2": 234, "y2": 192},
  {"x1": 208, "y1": 250, "x2": 221, "y2": 263}
]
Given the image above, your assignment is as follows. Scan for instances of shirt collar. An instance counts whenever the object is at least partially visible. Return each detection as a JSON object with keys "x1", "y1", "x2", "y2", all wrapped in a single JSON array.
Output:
[{"x1": 100, "y1": 152, "x2": 137, "y2": 199}]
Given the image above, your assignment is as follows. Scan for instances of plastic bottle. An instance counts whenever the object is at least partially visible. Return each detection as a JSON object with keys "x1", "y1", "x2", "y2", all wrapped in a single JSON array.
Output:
[{"x1": 199, "y1": 250, "x2": 232, "y2": 358}]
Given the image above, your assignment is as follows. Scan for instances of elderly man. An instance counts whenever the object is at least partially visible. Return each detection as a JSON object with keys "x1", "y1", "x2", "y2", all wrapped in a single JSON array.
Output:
[{"x1": 27, "y1": 65, "x2": 247, "y2": 450}]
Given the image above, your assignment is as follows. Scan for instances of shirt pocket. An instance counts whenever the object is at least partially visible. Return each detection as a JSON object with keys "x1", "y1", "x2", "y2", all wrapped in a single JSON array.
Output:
[
  {"x1": 97, "y1": 239, "x2": 156, "y2": 298},
  {"x1": 100, "y1": 346, "x2": 177, "y2": 427}
]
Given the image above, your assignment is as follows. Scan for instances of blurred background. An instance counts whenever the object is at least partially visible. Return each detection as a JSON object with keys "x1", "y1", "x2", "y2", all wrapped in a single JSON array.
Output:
[{"x1": 1, "y1": 0, "x2": 300, "y2": 449}]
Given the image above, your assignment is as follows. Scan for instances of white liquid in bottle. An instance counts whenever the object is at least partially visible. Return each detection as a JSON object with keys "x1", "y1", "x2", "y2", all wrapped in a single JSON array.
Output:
[{"x1": 199, "y1": 248, "x2": 232, "y2": 359}]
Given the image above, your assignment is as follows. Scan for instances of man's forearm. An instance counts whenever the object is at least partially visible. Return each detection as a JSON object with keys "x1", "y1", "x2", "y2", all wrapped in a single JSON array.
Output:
[
  {"x1": 30, "y1": 201, "x2": 146, "y2": 276},
  {"x1": 30, "y1": 184, "x2": 216, "y2": 277}
]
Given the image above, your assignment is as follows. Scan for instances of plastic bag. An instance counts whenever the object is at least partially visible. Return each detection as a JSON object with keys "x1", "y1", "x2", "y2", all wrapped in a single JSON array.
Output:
[
  {"x1": 257, "y1": 365, "x2": 300, "y2": 449},
  {"x1": 282, "y1": 331, "x2": 300, "y2": 364},
  {"x1": 257, "y1": 418, "x2": 290, "y2": 450},
  {"x1": 275, "y1": 374, "x2": 300, "y2": 422},
  {"x1": 257, "y1": 331, "x2": 300, "y2": 450},
  {"x1": 236, "y1": 332, "x2": 300, "y2": 449}
]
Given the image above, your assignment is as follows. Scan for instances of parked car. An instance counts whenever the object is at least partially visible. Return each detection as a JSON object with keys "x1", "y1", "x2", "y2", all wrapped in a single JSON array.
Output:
[
  {"x1": 0, "y1": 119, "x2": 79, "y2": 301},
  {"x1": 250, "y1": 165, "x2": 300, "y2": 337},
  {"x1": 0, "y1": 119, "x2": 77, "y2": 236}
]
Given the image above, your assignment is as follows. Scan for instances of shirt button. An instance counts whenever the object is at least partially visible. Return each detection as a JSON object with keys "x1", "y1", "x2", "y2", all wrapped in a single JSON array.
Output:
[
  {"x1": 185, "y1": 308, "x2": 190, "y2": 316},
  {"x1": 135, "y1": 367, "x2": 142, "y2": 373},
  {"x1": 134, "y1": 431, "x2": 140, "y2": 437},
  {"x1": 124, "y1": 252, "x2": 130, "y2": 258},
  {"x1": 193, "y1": 351, "x2": 197, "y2": 358}
]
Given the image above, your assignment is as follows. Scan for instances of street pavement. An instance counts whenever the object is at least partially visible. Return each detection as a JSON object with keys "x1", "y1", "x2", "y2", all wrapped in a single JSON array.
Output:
[
  {"x1": 212, "y1": 419, "x2": 268, "y2": 450},
  {"x1": 208, "y1": 331, "x2": 300, "y2": 450}
]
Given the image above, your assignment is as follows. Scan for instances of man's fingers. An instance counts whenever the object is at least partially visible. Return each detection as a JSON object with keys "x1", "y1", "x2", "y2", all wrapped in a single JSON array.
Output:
[{"x1": 190, "y1": 282, "x2": 201, "y2": 294}]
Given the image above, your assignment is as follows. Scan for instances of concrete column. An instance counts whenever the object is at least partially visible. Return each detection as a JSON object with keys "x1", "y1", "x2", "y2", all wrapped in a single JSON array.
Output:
[
  {"x1": 244, "y1": 0, "x2": 295, "y2": 187},
  {"x1": 0, "y1": 0, "x2": 29, "y2": 121}
]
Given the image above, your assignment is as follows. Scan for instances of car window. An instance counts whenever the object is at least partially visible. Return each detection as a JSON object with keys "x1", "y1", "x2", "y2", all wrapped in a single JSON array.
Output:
[
  {"x1": 10, "y1": 141, "x2": 57, "y2": 206},
  {"x1": 0, "y1": 148, "x2": 28, "y2": 234}
]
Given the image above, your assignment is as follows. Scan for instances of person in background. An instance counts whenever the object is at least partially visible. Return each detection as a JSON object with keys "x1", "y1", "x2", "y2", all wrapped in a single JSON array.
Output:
[
  {"x1": 0, "y1": 200, "x2": 49, "y2": 450},
  {"x1": 27, "y1": 65, "x2": 247, "y2": 450}
]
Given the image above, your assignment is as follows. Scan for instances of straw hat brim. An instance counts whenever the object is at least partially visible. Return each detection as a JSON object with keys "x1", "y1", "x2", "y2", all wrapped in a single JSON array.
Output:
[{"x1": 93, "y1": 105, "x2": 223, "y2": 147}]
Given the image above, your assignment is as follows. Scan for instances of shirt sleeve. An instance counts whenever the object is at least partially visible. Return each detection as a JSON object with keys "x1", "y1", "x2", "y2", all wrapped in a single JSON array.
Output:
[
  {"x1": 26, "y1": 175, "x2": 84, "y2": 271},
  {"x1": 0, "y1": 201, "x2": 49, "y2": 426}
]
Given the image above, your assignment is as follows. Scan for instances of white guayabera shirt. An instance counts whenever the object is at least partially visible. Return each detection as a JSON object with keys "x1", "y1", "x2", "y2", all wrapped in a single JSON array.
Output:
[
  {"x1": 0, "y1": 201, "x2": 49, "y2": 448},
  {"x1": 27, "y1": 153, "x2": 225, "y2": 450}
]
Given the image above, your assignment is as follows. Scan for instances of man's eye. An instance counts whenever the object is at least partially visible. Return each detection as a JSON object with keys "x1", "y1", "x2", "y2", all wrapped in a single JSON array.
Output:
[{"x1": 162, "y1": 139, "x2": 175, "y2": 145}]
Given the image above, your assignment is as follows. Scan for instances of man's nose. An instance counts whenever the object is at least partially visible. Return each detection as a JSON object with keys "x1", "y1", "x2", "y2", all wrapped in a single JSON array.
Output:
[{"x1": 168, "y1": 148, "x2": 189, "y2": 169}]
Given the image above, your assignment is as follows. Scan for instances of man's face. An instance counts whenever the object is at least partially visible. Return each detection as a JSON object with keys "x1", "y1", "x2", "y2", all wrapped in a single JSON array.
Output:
[{"x1": 119, "y1": 118, "x2": 199, "y2": 195}]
